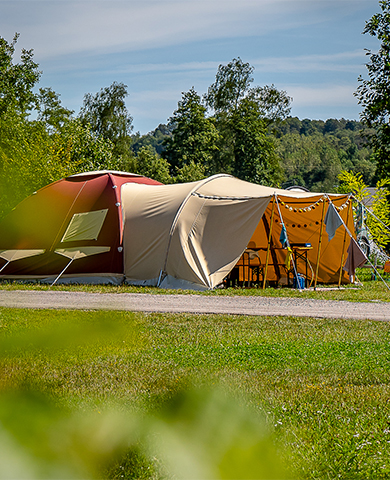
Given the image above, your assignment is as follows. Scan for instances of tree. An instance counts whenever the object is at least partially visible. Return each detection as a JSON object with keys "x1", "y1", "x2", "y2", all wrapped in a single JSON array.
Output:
[
  {"x1": 0, "y1": 33, "x2": 41, "y2": 116},
  {"x1": 175, "y1": 160, "x2": 206, "y2": 183},
  {"x1": 135, "y1": 146, "x2": 171, "y2": 184},
  {"x1": 245, "y1": 84, "x2": 292, "y2": 127},
  {"x1": 205, "y1": 58, "x2": 291, "y2": 185},
  {"x1": 229, "y1": 97, "x2": 283, "y2": 185},
  {"x1": 355, "y1": 0, "x2": 390, "y2": 179},
  {"x1": 205, "y1": 58, "x2": 254, "y2": 113},
  {"x1": 79, "y1": 82, "x2": 133, "y2": 160},
  {"x1": 163, "y1": 87, "x2": 220, "y2": 175},
  {"x1": 338, "y1": 170, "x2": 390, "y2": 250},
  {"x1": 205, "y1": 58, "x2": 291, "y2": 122},
  {"x1": 37, "y1": 87, "x2": 74, "y2": 130},
  {"x1": 0, "y1": 114, "x2": 115, "y2": 219}
]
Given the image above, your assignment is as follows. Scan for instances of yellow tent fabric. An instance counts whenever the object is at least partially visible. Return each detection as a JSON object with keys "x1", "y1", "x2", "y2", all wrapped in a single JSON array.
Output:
[
  {"x1": 245, "y1": 193, "x2": 353, "y2": 285},
  {"x1": 121, "y1": 175, "x2": 352, "y2": 290}
]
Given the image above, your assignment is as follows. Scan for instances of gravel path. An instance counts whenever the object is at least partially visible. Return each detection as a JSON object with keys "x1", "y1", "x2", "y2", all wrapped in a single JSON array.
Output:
[{"x1": 1, "y1": 290, "x2": 390, "y2": 321}]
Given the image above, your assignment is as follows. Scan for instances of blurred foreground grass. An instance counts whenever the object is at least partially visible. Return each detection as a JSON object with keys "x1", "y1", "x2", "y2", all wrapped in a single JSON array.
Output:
[{"x1": 1, "y1": 308, "x2": 390, "y2": 479}]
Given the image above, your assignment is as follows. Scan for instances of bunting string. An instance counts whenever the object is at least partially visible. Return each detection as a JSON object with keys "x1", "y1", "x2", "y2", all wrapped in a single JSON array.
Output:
[{"x1": 278, "y1": 195, "x2": 351, "y2": 213}]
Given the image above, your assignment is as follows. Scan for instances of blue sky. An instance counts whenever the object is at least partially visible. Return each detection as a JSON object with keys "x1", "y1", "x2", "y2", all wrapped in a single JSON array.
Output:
[{"x1": 0, "y1": 0, "x2": 381, "y2": 134}]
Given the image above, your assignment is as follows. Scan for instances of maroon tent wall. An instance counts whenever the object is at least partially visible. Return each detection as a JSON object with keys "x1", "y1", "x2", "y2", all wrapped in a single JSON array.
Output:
[{"x1": 0, "y1": 171, "x2": 161, "y2": 281}]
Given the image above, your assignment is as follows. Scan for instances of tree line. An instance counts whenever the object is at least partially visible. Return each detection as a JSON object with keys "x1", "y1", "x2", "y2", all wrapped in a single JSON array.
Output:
[{"x1": 1, "y1": 1, "x2": 390, "y2": 220}]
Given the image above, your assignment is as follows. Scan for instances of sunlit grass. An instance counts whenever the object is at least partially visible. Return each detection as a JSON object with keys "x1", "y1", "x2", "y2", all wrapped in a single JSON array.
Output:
[
  {"x1": 1, "y1": 308, "x2": 390, "y2": 478},
  {"x1": 1, "y1": 267, "x2": 390, "y2": 302}
]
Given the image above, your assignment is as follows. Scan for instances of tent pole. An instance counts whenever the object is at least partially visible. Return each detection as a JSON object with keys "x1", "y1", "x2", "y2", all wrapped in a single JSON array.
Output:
[
  {"x1": 329, "y1": 198, "x2": 390, "y2": 291},
  {"x1": 51, "y1": 258, "x2": 74, "y2": 287},
  {"x1": 354, "y1": 195, "x2": 390, "y2": 234},
  {"x1": 338, "y1": 200, "x2": 351, "y2": 288},
  {"x1": 275, "y1": 197, "x2": 301, "y2": 290},
  {"x1": 262, "y1": 196, "x2": 275, "y2": 289},
  {"x1": 314, "y1": 196, "x2": 327, "y2": 290},
  {"x1": 0, "y1": 260, "x2": 10, "y2": 273}
]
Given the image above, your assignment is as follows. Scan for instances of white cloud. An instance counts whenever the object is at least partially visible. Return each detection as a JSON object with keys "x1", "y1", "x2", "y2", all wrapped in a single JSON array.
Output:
[
  {"x1": 286, "y1": 84, "x2": 357, "y2": 107},
  {"x1": 251, "y1": 50, "x2": 366, "y2": 74},
  {"x1": 0, "y1": 0, "x2": 374, "y2": 60}
]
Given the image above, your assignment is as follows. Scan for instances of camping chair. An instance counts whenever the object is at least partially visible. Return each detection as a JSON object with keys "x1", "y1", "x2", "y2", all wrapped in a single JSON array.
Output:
[{"x1": 242, "y1": 242, "x2": 264, "y2": 287}]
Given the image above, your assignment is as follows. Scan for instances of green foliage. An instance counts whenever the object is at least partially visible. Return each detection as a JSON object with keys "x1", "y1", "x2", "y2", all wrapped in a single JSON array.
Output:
[
  {"x1": 355, "y1": 0, "x2": 390, "y2": 179},
  {"x1": 367, "y1": 178, "x2": 390, "y2": 248},
  {"x1": 204, "y1": 58, "x2": 290, "y2": 185},
  {"x1": 0, "y1": 112, "x2": 57, "y2": 217},
  {"x1": 205, "y1": 57, "x2": 254, "y2": 113},
  {"x1": 0, "y1": 33, "x2": 41, "y2": 116},
  {"x1": 51, "y1": 118, "x2": 115, "y2": 172},
  {"x1": 79, "y1": 81, "x2": 133, "y2": 161},
  {"x1": 36, "y1": 87, "x2": 74, "y2": 130},
  {"x1": 135, "y1": 146, "x2": 172, "y2": 184},
  {"x1": 0, "y1": 114, "x2": 114, "y2": 219},
  {"x1": 163, "y1": 87, "x2": 220, "y2": 175},
  {"x1": 0, "y1": 28, "x2": 382, "y2": 221},
  {"x1": 230, "y1": 98, "x2": 283, "y2": 185},
  {"x1": 2, "y1": 307, "x2": 390, "y2": 478},
  {"x1": 132, "y1": 124, "x2": 173, "y2": 156},
  {"x1": 174, "y1": 159, "x2": 206, "y2": 183},
  {"x1": 338, "y1": 170, "x2": 390, "y2": 248},
  {"x1": 245, "y1": 84, "x2": 292, "y2": 127},
  {"x1": 277, "y1": 118, "x2": 376, "y2": 191}
]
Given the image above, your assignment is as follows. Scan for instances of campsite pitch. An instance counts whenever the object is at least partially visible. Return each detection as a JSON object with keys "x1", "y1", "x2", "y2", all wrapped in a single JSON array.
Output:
[{"x1": 1, "y1": 307, "x2": 390, "y2": 479}]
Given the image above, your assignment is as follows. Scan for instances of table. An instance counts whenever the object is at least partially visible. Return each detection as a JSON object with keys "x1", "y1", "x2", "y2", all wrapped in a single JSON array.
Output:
[{"x1": 287, "y1": 244, "x2": 313, "y2": 288}]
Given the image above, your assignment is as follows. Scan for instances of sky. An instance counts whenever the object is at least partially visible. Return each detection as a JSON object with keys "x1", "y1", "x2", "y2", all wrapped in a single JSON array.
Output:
[{"x1": 0, "y1": 0, "x2": 381, "y2": 134}]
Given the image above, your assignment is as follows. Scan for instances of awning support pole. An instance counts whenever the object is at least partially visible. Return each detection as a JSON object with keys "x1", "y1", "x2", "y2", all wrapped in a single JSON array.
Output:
[
  {"x1": 51, "y1": 258, "x2": 74, "y2": 287},
  {"x1": 328, "y1": 197, "x2": 390, "y2": 291},
  {"x1": 262, "y1": 196, "x2": 275, "y2": 289},
  {"x1": 275, "y1": 196, "x2": 301, "y2": 290},
  {"x1": 314, "y1": 196, "x2": 327, "y2": 290},
  {"x1": 0, "y1": 260, "x2": 10, "y2": 273},
  {"x1": 338, "y1": 200, "x2": 351, "y2": 288}
]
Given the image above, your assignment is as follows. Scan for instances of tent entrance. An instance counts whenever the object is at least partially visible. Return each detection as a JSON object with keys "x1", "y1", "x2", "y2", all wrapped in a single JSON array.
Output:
[{"x1": 226, "y1": 193, "x2": 356, "y2": 289}]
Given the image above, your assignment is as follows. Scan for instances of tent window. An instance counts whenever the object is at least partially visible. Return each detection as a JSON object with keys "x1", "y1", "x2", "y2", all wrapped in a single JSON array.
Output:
[{"x1": 61, "y1": 209, "x2": 108, "y2": 242}]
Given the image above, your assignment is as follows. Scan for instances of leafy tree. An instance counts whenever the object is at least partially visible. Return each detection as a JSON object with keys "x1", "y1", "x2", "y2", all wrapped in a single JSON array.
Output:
[
  {"x1": 131, "y1": 124, "x2": 173, "y2": 155},
  {"x1": 338, "y1": 170, "x2": 390, "y2": 249},
  {"x1": 51, "y1": 118, "x2": 115, "y2": 172},
  {"x1": 276, "y1": 118, "x2": 376, "y2": 190},
  {"x1": 37, "y1": 87, "x2": 74, "y2": 130},
  {"x1": 135, "y1": 146, "x2": 171, "y2": 184},
  {"x1": 174, "y1": 160, "x2": 206, "y2": 183},
  {"x1": 355, "y1": 0, "x2": 390, "y2": 179},
  {"x1": 205, "y1": 58, "x2": 290, "y2": 185},
  {"x1": 0, "y1": 114, "x2": 115, "y2": 219},
  {"x1": 163, "y1": 87, "x2": 220, "y2": 174},
  {"x1": 0, "y1": 33, "x2": 41, "y2": 117},
  {"x1": 205, "y1": 58, "x2": 291, "y2": 122},
  {"x1": 245, "y1": 84, "x2": 292, "y2": 127},
  {"x1": 230, "y1": 97, "x2": 283, "y2": 185},
  {"x1": 79, "y1": 81, "x2": 133, "y2": 160},
  {"x1": 205, "y1": 57, "x2": 254, "y2": 113}
]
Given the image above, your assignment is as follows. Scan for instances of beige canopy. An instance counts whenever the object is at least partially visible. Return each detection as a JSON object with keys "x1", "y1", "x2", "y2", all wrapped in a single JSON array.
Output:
[{"x1": 121, "y1": 174, "x2": 334, "y2": 290}]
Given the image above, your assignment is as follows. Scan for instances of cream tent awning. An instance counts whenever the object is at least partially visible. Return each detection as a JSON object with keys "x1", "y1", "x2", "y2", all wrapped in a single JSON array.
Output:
[
  {"x1": 55, "y1": 246, "x2": 110, "y2": 260},
  {"x1": 0, "y1": 249, "x2": 45, "y2": 273},
  {"x1": 0, "y1": 249, "x2": 45, "y2": 262},
  {"x1": 121, "y1": 175, "x2": 283, "y2": 290},
  {"x1": 121, "y1": 174, "x2": 350, "y2": 290}
]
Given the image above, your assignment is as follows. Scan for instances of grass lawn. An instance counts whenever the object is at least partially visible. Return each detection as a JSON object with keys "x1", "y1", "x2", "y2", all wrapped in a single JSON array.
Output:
[
  {"x1": 1, "y1": 307, "x2": 390, "y2": 479},
  {"x1": 1, "y1": 267, "x2": 390, "y2": 303}
]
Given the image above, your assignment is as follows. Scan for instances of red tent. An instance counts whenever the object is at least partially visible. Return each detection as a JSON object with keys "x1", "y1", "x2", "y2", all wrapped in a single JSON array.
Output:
[{"x1": 0, "y1": 171, "x2": 161, "y2": 284}]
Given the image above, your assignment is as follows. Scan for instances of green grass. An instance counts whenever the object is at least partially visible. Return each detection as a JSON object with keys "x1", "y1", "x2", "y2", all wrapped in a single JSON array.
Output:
[
  {"x1": 1, "y1": 307, "x2": 390, "y2": 478},
  {"x1": 1, "y1": 267, "x2": 390, "y2": 302}
]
